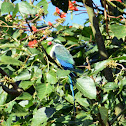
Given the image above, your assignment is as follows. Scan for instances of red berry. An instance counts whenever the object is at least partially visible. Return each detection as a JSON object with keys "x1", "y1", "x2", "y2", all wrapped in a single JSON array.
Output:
[{"x1": 48, "y1": 41, "x2": 52, "y2": 45}]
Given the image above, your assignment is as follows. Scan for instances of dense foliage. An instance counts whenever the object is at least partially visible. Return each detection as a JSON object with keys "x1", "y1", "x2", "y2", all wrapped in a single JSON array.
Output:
[{"x1": 0, "y1": 0, "x2": 126, "y2": 125}]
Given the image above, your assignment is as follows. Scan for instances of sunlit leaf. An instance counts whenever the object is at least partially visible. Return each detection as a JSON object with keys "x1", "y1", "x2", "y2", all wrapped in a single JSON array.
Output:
[
  {"x1": 0, "y1": 55, "x2": 23, "y2": 66},
  {"x1": 14, "y1": 69, "x2": 31, "y2": 81},
  {"x1": 31, "y1": 107, "x2": 56, "y2": 126},
  {"x1": 99, "y1": 107, "x2": 108, "y2": 125},
  {"x1": 16, "y1": 92, "x2": 32, "y2": 100},
  {"x1": 103, "y1": 82, "x2": 118, "y2": 92},
  {"x1": 76, "y1": 77, "x2": 96, "y2": 99},
  {"x1": 18, "y1": 1, "x2": 36, "y2": 15},
  {"x1": 46, "y1": 70, "x2": 58, "y2": 84},
  {"x1": 1, "y1": 2, "x2": 14, "y2": 15},
  {"x1": 110, "y1": 24, "x2": 126, "y2": 39},
  {"x1": 35, "y1": 83, "x2": 53, "y2": 100},
  {"x1": 19, "y1": 81, "x2": 34, "y2": 90},
  {"x1": 56, "y1": 69, "x2": 70, "y2": 78}
]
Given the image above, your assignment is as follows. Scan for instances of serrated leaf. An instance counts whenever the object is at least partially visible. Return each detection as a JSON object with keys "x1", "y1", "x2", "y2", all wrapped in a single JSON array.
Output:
[
  {"x1": 1, "y1": 2, "x2": 14, "y2": 15},
  {"x1": 14, "y1": 69, "x2": 31, "y2": 81},
  {"x1": 110, "y1": 24, "x2": 126, "y2": 39},
  {"x1": 35, "y1": 83, "x2": 53, "y2": 100},
  {"x1": 99, "y1": 107, "x2": 108, "y2": 125},
  {"x1": 46, "y1": 70, "x2": 58, "y2": 84},
  {"x1": 0, "y1": 55, "x2": 23, "y2": 66},
  {"x1": 31, "y1": 107, "x2": 56, "y2": 126},
  {"x1": 76, "y1": 77, "x2": 96, "y2": 99},
  {"x1": 19, "y1": 81, "x2": 34, "y2": 90},
  {"x1": 16, "y1": 92, "x2": 32, "y2": 100},
  {"x1": 56, "y1": 69, "x2": 70, "y2": 78}
]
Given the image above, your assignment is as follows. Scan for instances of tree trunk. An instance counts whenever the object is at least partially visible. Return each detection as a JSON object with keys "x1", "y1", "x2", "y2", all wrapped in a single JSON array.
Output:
[{"x1": 82, "y1": 0, "x2": 113, "y2": 82}]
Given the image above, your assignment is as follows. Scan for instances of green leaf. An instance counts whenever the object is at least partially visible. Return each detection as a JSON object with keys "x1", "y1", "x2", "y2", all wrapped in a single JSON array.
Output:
[
  {"x1": 0, "y1": 55, "x2": 23, "y2": 66},
  {"x1": 110, "y1": 24, "x2": 126, "y2": 39},
  {"x1": 76, "y1": 77, "x2": 96, "y2": 99},
  {"x1": 99, "y1": 107, "x2": 108, "y2": 125},
  {"x1": 0, "y1": 88, "x2": 8, "y2": 105},
  {"x1": 35, "y1": 83, "x2": 53, "y2": 100},
  {"x1": 90, "y1": 60, "x2": 110, "y2": 75},
  {"x1": 31, "y1": 107, "x2": 56, "y2": 126},
  {"x1": 18, "y1": 1, "x2": 36, "y2": 16},
  {"x1": 6, "y1": 114, "x2": 13, "y2": 126},
  {"x1": 19, "y1": 81, "x2": 34, "y2": 90},
  {"x1": 37, "y1": 0, "x2": 48, "y2": 14},
  {"x1": 63, "y1": 29, "x2": 74, "y2": 36},
  {"x1": 0, "y1": 42, "x2": 19, "y2": 49},
  {"x1": 56, "y1": 115, "x2": 71, "y2": 123},
  {"x1": 16, "y1": 92, "x2": 32, "y2": 100},
  {"x1": 1, "y1": 2, "x2": 14, "y2": 15},
  {"x1": 12, "y1": 103, "x2": 28, "y2": 117},
  {"x1": 0, "y1": 1, "x2": 3, "y2": 9},
  {"x1": 4, "y1": 101, "x2": 16, "y2": 113},
  {"x1": 12, "y1": 3, "x2": 19, "y2": 17},
  {"x1": 76, "y1": 111, "x2": 93, "y2": 126},
  {"x1": 46, "y1": 70, "x2": 58, "y2": 84},
  {"x1": 56, "y1": 69, "x2": 70, "y2": 78},
  {"x1": 12, "y1": 29, "x2": 22, "y2": 39},
  {"x1": 14, "y1": 69, "x2": 31, "y2": 81},
  {"x1": 113, "y1": 55, "x2": 126, "y2": 61},
  {"x1": 103, "y1": 82, "x2": 118, "y2": 92},
  {"x1": 75, "y1": 92, "x2": 89, "y2": 107},
  {"x1": 65, "y1": 94, "x2": 74, "y2": 104}
]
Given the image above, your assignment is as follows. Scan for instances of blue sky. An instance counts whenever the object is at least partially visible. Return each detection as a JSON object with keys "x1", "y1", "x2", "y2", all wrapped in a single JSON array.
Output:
[{"x1": 45, "y1": 0, "x2": 101, "y2": 26}]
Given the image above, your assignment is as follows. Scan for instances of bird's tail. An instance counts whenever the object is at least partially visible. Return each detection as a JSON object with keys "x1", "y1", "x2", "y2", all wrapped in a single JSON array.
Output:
[{"x1": 68, "y1": 75, "x2": 76, "y2": 115}]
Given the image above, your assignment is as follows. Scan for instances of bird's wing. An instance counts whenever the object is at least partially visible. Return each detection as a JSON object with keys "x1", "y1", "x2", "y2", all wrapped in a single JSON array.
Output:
[{"x1": 54, "y1": 44, "x2": 75, "y2": 65}]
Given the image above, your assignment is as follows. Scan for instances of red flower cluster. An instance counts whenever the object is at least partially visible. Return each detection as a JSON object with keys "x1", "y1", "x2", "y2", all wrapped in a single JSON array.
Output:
[
  {"x1": 31, "y1": 26, "x2": 37, "y2": 32},
  {"x1": 69, "y1": 1, "x2": 78, "y2": 11},
  {"x1": 109, "y1": 0, "x2": 122, "y2": 2},
  {"x1": 28, "y1": 39, "x2": 37, "y2": 48},
  {"x1": 48, "y1": 21, "x2": 53, "y2": 26},
  {"x1": 116, "y1": 0, "x2": 122, "y2": 2},
  {"x1": 55, "y1": 7, "x2": 66, "y2": 18}
]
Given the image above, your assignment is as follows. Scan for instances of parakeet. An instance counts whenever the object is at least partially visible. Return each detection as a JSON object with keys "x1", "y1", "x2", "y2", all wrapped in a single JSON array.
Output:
[{"x1": 50, "y1": 43, "x2": 76, "y2": 114}]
